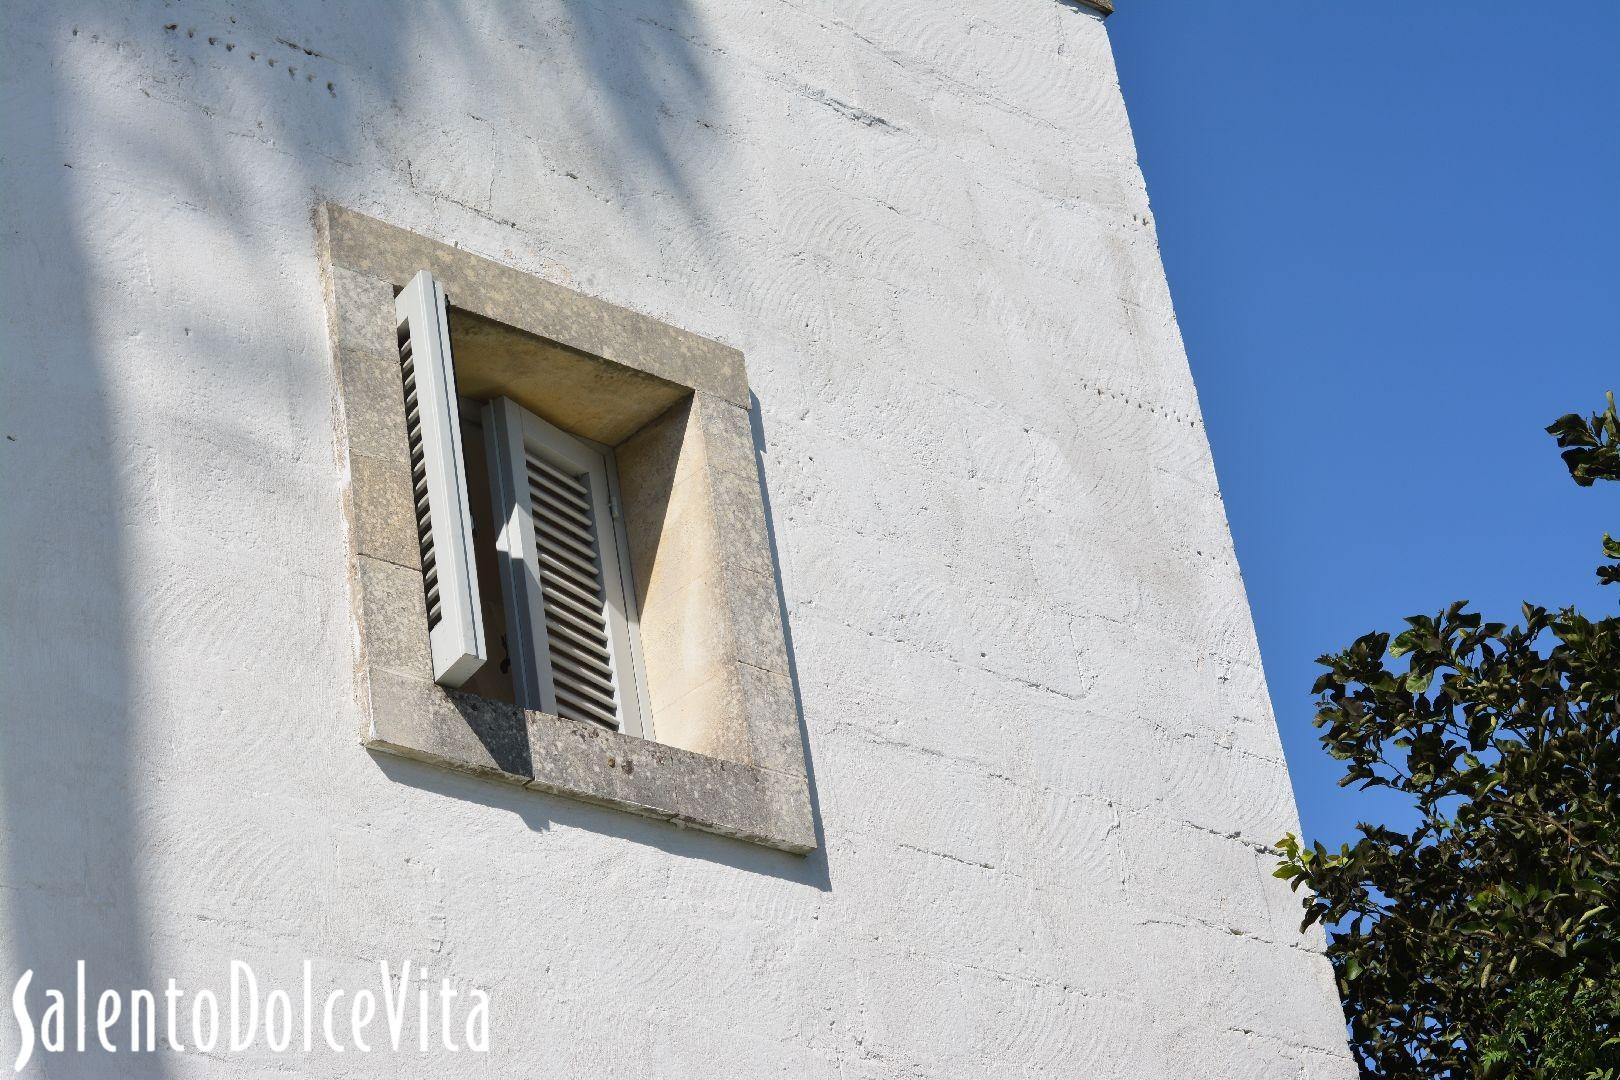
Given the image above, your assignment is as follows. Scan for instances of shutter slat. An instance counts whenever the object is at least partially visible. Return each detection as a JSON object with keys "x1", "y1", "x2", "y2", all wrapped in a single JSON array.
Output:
[
  {"x1": 546, "y1": 649, "x2": 616, "y2": 695},
  {"x1": 538, "y1": 559, "x2": 604, "y2": 605},
  {"x1": 527, "y1": 472, "x2": 594, "y2": 522},
  {"x1": 539, "y1": 596, "x2": 610, "y2": 648},
  {"x1": 533, "y1": 523, "x2": 603, "y2": 582},
  {"x1": 529, "y1": 456, "x2": 591, "y2": 502},
  {"x1": 553, "y1": 688, "x2": 619, "y2": 729},
  {"x1": 533, "y1": 506, "x2": 599, "y2": 566},
  {"x1": 552, "y1": 674, "x2": 619, "y2": 719},
  {"x1": 547, "y1": 647, "x2": 615, "y2": 689},
  {"x1": 543, "y1": 614, "x2": 614, "y2": 664},
  {"x1": 528, "y1": 478, "x2": 595, "y2": 533},
  {"x1": 537, "y1": 572, "x2": 609, "y2": 628}
]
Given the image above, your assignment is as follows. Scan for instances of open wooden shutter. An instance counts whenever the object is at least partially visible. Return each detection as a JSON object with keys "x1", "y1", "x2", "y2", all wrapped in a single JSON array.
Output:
[
  {"x1": 396, "y1": 270, "x2": 486, "y2": 687},
  {"x1": 483, "y1": 396, "x2": 648, "y2": 738}
]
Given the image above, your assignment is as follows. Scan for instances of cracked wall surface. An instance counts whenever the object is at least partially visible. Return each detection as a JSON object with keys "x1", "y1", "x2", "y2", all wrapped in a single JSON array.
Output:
[{"x1": 0, "y1": 0, "x2": 1355, "y2": 1075}]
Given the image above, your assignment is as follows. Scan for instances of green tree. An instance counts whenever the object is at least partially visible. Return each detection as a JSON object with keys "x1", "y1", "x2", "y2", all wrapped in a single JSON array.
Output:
[{"x1": 1275, "y1": 394, "x2": 1620, "y2": 1078}]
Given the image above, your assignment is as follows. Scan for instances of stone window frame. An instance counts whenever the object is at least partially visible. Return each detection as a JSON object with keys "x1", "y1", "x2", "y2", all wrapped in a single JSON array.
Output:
[{"x1": 316, "y1": 204, "x2": 815, "y2": 854}]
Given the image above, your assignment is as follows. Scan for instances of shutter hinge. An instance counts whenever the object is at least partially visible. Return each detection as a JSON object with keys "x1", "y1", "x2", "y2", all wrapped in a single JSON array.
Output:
[{"x1": 610, "y1": 489, "x2": 623, "y2": 522}]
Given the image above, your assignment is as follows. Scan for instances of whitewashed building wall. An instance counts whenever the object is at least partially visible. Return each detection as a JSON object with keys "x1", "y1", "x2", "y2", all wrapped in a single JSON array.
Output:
[{"x1": 0, "y1": 0, "x2": 1354, "y2": 1075}]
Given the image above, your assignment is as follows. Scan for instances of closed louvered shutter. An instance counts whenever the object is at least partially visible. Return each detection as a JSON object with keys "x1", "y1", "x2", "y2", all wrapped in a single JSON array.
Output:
[
  {"x1": 483, "y1": 396, "x2": 649, "y2": 738},
  {"x1": 396, "y1": 270, "x2": 486, "y2": 687}
]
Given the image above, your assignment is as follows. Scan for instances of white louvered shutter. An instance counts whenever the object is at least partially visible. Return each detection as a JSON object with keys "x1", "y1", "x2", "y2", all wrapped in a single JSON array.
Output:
[
  {"x1": 483, "y1": 397, "x2": 649, "y2": 738},
  {"x1": 396, "y1": 270, "x2": 487, "y2": 687}
]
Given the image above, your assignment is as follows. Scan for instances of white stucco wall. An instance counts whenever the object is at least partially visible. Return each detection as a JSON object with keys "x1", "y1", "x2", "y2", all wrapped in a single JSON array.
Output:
[{"x1": 0, "y1": 0, "x2": 1354, "y2": 1075}]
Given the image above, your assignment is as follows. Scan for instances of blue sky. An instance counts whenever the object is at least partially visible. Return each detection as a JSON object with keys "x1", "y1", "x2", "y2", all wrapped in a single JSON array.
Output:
[{"x1": 1110, "y1": 4, "x2": 1620, "y2": 849}]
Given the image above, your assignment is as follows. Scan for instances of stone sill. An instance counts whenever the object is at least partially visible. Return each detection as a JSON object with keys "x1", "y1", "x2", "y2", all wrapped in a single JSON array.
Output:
[{"x1": 365, "y1": 669, "x2": 815, "y2": 853}]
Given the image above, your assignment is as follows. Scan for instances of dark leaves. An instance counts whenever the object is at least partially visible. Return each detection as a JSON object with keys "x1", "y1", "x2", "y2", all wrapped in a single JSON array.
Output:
[
  {"x1": 1547, "y1": 391, "x2": 1620, "y2": 488},
  {"x1": 1279, "y1": 394, "x2": 1620, "y2": 1077}
]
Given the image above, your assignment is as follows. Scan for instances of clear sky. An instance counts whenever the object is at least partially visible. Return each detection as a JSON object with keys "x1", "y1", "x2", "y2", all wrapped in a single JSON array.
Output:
[{"x1": 1109, "y1": 4, "x2": 1620, "y2": 849}]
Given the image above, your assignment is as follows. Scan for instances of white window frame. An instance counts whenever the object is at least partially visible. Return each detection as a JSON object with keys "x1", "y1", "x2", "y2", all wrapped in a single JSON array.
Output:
[
  {"x1": 483, "y1": 396, "x2": 652, "y2": 739},
  {"x1": 396, "y1": 270, "x2": 486, "y2": 687}
]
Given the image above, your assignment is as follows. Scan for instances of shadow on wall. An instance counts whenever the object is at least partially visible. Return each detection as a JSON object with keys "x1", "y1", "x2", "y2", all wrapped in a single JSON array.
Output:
[
  {"x1": 1, "y1": 0, "x2": 473, "y2": 1066},
  {"x1": 557, "y1": 0, "x2": 716, "y2": 227},
  {"x1": 1, "y1": 7, "x2": 157, "y2": 1076},
  {"x1": 0, "y1": 1, "x2": 785, "y2": 1070},
  {"x1": 749, "y1": 391, "x2": 833, "y2": 890}
]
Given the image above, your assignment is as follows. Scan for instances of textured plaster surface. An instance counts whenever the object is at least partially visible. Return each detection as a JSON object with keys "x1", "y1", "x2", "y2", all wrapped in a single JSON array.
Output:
[{"x1": 0, "y1": 1, "x2": 1354, "y2": 1076}]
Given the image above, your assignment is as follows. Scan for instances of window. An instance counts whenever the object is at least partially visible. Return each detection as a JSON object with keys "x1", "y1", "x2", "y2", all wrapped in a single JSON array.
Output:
[
  {"x1": 395, "y1": 267, "x2": 653, "y2": 737},
  {"x1": 320, "y1": 204, "x2": 815, "y2": 853}
]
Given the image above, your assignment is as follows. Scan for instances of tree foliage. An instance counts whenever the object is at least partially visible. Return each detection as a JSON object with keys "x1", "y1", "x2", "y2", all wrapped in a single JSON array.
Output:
[{"x1": 1276, "y1": 394, "x2": 1620, "y2": 1078}]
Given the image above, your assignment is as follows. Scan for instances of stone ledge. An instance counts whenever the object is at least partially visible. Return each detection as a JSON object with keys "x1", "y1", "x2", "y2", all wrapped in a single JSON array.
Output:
[
  {"x1": 365, "y1": 669, "x2": 816, "y2": 854},
  {"x1": 1073, "y1": 0, "x2": 1113, "y2": 14}
]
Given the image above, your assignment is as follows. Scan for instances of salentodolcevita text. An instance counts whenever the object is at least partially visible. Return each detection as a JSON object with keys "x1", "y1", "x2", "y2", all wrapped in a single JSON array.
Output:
[{"x1": 8, "y1": 960, "x2": 490, "y2": 1070}]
